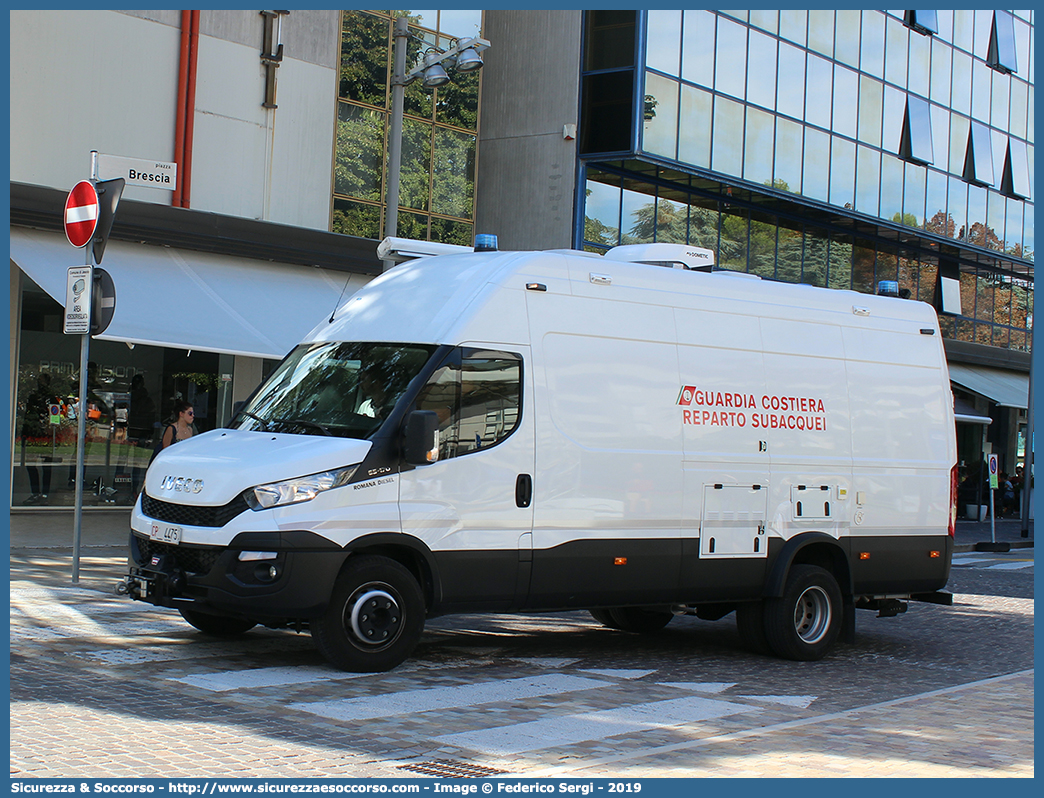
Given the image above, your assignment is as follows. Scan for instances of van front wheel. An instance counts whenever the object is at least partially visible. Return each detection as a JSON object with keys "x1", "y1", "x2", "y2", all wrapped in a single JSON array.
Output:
[
  {"x1": 313, "y1": 555, "x2": 425, "y2": 672},
  {"x1": 763, "y1": 565, "x2": 841, "y2": 661}
]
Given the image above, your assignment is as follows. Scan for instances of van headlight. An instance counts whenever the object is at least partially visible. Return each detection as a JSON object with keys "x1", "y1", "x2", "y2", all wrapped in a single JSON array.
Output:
[{"x1": 247, "y1": 464, "x2": 359, "y2": 510}]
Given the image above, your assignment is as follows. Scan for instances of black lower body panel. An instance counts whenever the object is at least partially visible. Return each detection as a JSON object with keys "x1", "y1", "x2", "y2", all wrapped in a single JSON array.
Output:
[{"x1": 128, "y1": 532, "x2": 349, "y2": 622}]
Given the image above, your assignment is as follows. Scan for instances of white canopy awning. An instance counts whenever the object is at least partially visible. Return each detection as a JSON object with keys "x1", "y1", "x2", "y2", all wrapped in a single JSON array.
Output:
[
  {"x1": 949, "y1": 362, "x2": 1030, "y2": 410},
  {"x1": 11, "y1": 228, "x2": 371, "y2": 359}
]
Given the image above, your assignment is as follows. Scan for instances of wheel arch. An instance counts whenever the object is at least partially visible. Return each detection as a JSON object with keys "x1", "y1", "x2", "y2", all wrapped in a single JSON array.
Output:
[
  {"x1": 342, "y1": 533, "x2": 443, "y2": 613},
  {"x1": 765, "y1": 532, "x2": 852, "y2": 598}
]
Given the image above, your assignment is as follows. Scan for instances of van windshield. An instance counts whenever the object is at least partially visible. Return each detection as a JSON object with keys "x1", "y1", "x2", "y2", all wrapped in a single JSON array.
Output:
[{"x1": 233, "y1": 342, "x2": 437, "y2": 439}]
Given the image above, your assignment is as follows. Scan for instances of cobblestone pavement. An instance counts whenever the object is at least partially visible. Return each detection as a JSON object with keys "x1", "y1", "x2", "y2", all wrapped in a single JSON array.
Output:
[{"x1": 9, "y1": 544, "x2": 1034, "y2": 780}]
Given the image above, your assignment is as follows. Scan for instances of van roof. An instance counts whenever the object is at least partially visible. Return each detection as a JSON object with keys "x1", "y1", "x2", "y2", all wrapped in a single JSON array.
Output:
[{"x1": 303, "y1": 248, "x2": 939, "y2": 347}]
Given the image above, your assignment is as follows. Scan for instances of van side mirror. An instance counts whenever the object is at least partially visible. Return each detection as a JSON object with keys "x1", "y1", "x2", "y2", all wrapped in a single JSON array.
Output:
[{"x1": 404, "y1": 410, "x2": 440, "y2": 465}]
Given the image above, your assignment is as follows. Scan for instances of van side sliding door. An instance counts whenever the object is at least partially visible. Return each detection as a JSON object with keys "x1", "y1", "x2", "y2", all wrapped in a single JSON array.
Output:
[{"x1": 525, "y1": 293, "x2": 683, "y2": 608}]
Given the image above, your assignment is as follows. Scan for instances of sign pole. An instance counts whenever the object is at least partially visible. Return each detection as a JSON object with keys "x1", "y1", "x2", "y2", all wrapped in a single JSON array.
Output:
[
  {"x1": 71, "y1": 151, "x2": 99, "y2": 584},
  {"x1": 988, "y1": 453, "x2": 999, "y2": 545},
  {"x1": 72, "y1": 315, "x2": 90, "y2": 583}
]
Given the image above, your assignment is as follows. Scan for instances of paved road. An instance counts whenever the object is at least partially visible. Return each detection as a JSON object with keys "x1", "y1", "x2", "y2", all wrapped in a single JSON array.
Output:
[{"x1": 9, "y1": 543, "x2": 1034, "y2": 779}]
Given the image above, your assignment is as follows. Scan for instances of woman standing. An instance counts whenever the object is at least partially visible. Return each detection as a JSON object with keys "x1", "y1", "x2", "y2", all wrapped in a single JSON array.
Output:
[{"x1": 160, "y1": 400, "x2": 196, "y2": 450}]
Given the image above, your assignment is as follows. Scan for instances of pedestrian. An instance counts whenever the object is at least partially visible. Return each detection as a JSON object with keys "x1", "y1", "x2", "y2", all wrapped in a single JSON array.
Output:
[
  {"x1": 20, "y1": 372, "x2": 53, "y2": 505},
  {"x1": 159, "y1": 400, "x2": 196, "y2": 451},
  {"x1": 999, "y1": 472, "x2": 1016, "y2": 517}
]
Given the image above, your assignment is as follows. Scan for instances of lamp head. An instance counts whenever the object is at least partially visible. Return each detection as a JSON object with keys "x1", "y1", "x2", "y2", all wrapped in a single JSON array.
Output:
[
  {"x1": 421, "y1": 50, "x2": 451, "y2": 87},
  {"x1": 454, "y1": 46, "x2": 484, "y2": 72}
]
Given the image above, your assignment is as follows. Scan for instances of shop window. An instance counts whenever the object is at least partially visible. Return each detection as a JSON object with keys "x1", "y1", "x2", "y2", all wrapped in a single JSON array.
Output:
[
  {"x1": 900, "y1": 95, "x2": 934, "y2": 165},
  {"x1": 987, "y1": 10, "x2": 1018, "y2": 74},
  {"x1": 1000, "y1": 139, "x2": 1031, "y2": 199},
  {"x1": 416, "y1": 349, "x2": 521, "y2": 461},
  {"x1": 13, "y1": 276, "x2": 224, "y2": 509},
  {"x1": 904, "y1": 10, "x2": 938, "y2": 36},
  {"x1": 963, "y1": 122, "x2": 995, "y2": 186}
]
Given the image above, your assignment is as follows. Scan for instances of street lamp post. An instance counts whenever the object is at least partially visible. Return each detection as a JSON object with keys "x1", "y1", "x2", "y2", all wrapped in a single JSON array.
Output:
[
  {"x1": 382, "y1": 16, "x2": 490, "y2": 271},
  {"x1": 383, "y1": 16, "x2": 409, "y2": 270}
]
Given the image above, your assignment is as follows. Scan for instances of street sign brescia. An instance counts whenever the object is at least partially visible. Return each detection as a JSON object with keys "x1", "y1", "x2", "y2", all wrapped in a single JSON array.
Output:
[
  {"x1": 64, "y1": 266, "x2": 93, "y2": 334},
  {"x1": 64, "y1": 181, "x2": 99, "y2": 248},
  {"x1": 97, "y1": 153, "x2": 177, "y2": 191}
]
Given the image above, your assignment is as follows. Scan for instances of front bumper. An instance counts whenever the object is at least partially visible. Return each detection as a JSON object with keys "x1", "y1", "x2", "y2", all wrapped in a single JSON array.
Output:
[{"x1": 119, "y1": 531, "x2": 349, "y2": 623}]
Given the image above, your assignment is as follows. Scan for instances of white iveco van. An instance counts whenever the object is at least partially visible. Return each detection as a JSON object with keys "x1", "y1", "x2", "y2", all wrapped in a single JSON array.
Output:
[{"x1": 120, "y1": 237, "x2": 958, "y2": 671}]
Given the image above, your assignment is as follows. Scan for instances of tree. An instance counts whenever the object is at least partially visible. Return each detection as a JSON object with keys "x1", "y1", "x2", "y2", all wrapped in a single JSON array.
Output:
[
  {"x1": 924, "y1": 210, "x2": 955, "y2": 238},
  {"x1": 967, "y1": 222, "x2": 1002, "y2": 250},
  {"x1": 334, "y1": 105, "x2": 385, "y2": 202},
  {"x1": 584, "y1": 214, "x2": 618, "y2": 248},
  {"x1": 339, "y1": 11, "x2": 389, "y2": 107}
]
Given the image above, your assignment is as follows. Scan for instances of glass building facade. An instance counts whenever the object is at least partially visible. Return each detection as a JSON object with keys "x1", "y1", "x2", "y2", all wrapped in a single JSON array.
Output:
[
  {"x1": 578, "y1": 10, "x2": 1033, "y2": 352},
  {"x1": 333, "y1": 9, "x2": 484, "y2": 245}
]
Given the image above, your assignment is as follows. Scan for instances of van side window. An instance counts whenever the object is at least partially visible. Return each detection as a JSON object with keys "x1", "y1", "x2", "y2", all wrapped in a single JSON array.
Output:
[{"x1": 416, "y1": 349, "x2": 521, "y2": 460}]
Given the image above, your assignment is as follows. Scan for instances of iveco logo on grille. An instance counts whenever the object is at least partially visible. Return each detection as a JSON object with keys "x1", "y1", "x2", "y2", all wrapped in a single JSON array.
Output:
[{"x1": 161, "y1": 476, "x2": 204, "y2": 494}]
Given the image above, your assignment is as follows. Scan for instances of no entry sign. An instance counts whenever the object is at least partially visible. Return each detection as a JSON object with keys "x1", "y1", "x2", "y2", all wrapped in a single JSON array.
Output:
[{"x1": 64, "y1": 180, "x2": 99, "y2": 248}]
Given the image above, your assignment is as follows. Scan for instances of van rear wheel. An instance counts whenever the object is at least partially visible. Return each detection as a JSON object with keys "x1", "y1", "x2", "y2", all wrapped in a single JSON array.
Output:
[
  {"x1": 313, "y1": 555, "x2": 424, "y2": 672},
  {"x1": 763, "y1": 565, "x2": 841, "y2": 661}
]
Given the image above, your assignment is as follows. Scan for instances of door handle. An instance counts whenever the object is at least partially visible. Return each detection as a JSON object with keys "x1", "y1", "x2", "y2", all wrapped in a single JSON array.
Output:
[{"x1": 515, "y1": 474, "x2": 533, "y2": 508}]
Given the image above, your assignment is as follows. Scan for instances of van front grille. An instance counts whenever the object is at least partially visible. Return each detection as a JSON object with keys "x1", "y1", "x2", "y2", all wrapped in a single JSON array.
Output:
[{"x1": 141, "y1": 491, "x2": 250, "y2": 528}]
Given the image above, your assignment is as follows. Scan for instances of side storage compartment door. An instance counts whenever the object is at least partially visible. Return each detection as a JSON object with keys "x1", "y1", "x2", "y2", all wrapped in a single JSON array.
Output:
[
  {"x1": 700, "y1": 484, "x2": 768, "y2": 557},
  {"x1": 398, "y1": 346, "x2": 535, "y2": 611}
]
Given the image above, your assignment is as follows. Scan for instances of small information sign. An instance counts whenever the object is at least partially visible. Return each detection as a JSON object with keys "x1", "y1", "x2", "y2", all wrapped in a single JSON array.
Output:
[{"x1": 64, "y1": 266, "x2": 93, "y2": 334}]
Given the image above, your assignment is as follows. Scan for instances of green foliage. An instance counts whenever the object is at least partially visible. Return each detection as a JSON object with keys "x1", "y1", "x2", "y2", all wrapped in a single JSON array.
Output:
[
  {"x1": 335, "y1": 104, "x2": 385, "y2": 201},
  {"x1": 430, "y1": 217, "x2": 473, "y2": 246},
  {"x1": 431, "y1": 128, "x2": 475, "y2": 219},
  {"x1": 437, "y1": 72, "x2": 480, "y2": 130},
  {"x1": 339, "y1": 11, "x2": 389, "y2": 106},
  {"x1": 333, "y1": 200, "x2": 381, "y2": 240},
  {"x1": 584, "y1": 215, "x2": 619, "y2": 248}
]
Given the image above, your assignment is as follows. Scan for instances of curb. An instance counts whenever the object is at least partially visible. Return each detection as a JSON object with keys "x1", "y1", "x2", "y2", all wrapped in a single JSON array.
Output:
[{"x1": 954, "y1": 540, "x2": 1034, "y2": 553}]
